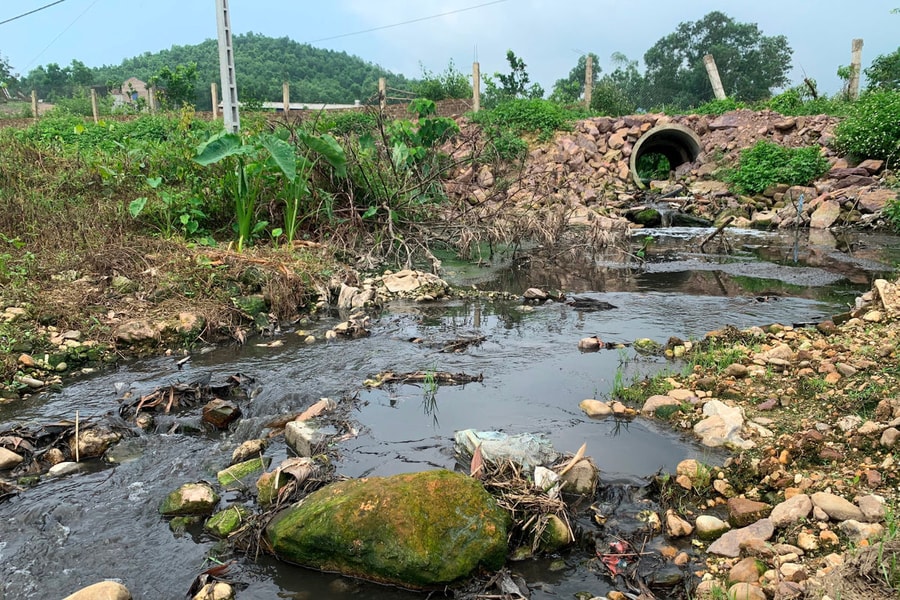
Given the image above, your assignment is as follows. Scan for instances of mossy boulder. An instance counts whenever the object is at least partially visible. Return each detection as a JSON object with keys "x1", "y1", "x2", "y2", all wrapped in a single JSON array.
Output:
[
  {"x1": 205, "y1": 505, "x2": 251, "y2": 537},
  {"x1": 265, "y1": 469, "x2": 509, "y2": 588}
]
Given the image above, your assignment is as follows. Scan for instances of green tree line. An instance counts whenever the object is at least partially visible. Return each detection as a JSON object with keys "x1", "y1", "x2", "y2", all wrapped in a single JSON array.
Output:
[{"x1": 2, "y1": 10, "x2": 898, "y2": 114}]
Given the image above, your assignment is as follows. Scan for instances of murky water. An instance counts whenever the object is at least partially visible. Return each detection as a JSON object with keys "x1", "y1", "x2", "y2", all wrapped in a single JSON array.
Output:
[{"x1": 0, "y1": 228, "x2": 895, "y2": 599}]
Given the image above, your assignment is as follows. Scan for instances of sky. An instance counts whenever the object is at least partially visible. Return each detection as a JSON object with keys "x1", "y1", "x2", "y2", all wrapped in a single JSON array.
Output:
[{"x1": 1, "y1": 0, "x2": 897, "y2": 99}]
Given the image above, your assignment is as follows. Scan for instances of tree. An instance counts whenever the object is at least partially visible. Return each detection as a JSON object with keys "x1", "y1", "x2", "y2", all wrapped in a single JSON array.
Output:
[
  {"x1": 642, "y1": 11, "x2": 792, "y2": 109},
  {"x1": 0, "y1": 53, "x2": 13, "y2": 85},
  {"x1": 591, "y1": 52, "x2": 646, "y2": 115},
  {"x1": 865, "y1": 49, "x2": 900, "y2": 91},
  {"x1": 414, "y1": 60, "x2": 472, "y2": 101},
  {"x1": 549, "y1": 53, "x2": 600, "y2": 104},
  {"x1": 482, "y1": 50, "x2": 544, "y2": 108},
  {"x1": 149, "y1": 63, "x2": 198, "y2": 108}
]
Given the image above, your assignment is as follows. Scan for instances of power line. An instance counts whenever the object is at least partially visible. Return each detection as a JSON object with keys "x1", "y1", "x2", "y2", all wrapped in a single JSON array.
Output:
[
  {"x1": 24, "y1": 0, "x2": 102, "y2": 70},
  {"x1": 0, "y1": 0, "x2": 67, "y2": 27},
  {"x1": 305, "y1": 0, "x2": 508, "y2": 44}
]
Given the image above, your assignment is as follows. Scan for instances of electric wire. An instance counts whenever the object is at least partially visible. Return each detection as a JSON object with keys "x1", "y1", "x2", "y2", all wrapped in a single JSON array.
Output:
[
  {"x1": 305, "y1": 0, "x2": 508, "y2": 44},
  {"x1": 0, "y1": 0, "x2": 67, "y2": 27},
  {"x1": 23, "y1": 0, "x2": 103, "y2": 70}
]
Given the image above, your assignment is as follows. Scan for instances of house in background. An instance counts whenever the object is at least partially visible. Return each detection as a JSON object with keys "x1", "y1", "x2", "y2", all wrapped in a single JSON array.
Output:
[{"x1": 111, "y1": 77, "x2": 150, "y2": 109}]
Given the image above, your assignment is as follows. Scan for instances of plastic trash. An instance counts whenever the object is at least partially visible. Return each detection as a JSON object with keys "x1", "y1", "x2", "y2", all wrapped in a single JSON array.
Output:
[{"x1": 454, "y1": 429, "x2": 559, "y2": 471}]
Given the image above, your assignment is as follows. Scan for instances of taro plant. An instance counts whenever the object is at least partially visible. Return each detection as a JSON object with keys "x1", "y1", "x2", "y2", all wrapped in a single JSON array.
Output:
[
  {"x1": 193, "y1": 128, "x2": 346, "y2": 251},
  {"x1": 129, "y1": 176, "x2": 209, "y2": 240}
]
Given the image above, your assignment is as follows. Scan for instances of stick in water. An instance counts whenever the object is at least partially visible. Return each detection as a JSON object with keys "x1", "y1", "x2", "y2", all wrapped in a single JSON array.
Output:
[{"x1": 75, "y1": 410, "x2": 80, "y2": 463}]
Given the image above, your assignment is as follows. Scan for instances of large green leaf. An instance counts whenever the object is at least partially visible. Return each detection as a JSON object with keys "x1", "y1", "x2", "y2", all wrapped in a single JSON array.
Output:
[
  {"x1": 297, "y1": 131, "x2": 347, "y2": 178},
  {"x1": 194, "y1": 130, "x2": 251, "y2": 165},
  {"x1": 260, "y1": 134, "x2": 297, "y2": 182}
]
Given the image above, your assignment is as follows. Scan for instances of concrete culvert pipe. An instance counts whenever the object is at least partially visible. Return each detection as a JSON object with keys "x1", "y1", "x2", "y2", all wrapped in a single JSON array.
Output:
[{"x1": 629, "y1": 123, "x2": 702, "y2": 189}]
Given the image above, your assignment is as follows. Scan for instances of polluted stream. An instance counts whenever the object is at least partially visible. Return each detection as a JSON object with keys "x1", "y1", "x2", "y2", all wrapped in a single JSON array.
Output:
[{"x1": 0, "y1": 227, "x2": 896, "y2": 599}]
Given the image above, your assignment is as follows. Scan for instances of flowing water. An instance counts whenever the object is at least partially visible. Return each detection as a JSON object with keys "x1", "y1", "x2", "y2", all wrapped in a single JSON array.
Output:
[{"x1": 0, "y1": 227, "x2": 897, "y2": 600}]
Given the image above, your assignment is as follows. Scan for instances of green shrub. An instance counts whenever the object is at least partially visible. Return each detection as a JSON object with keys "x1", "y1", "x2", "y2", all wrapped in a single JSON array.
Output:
[
  {"x1": 727, "y1": 140, "x2": 829, "y2": 194},
  {"x1": 473, "y1": 98, "x2": 573, "y2": 140},
  {"x1": 764, "y1": 88, "x2": 850, "y2": 117},
  {"x1": 692, "y1": 97, "x2": 746, "y2": 115},
  {"x1": 320, "y1": 111, "x2": 377, "y2": 136},
  {"x1": 833, "y1": 90, "x2": 900, "y2": 167},
  {"x1": 883, "y1": 196, "x2": 900, "y2": 231}
]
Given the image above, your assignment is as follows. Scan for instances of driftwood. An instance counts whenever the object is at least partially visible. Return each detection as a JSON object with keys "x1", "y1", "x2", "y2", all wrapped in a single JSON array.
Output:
[
  {"x1": 364, "y1": 370, "x2": 484, "y2": 388},
  {"x1": 699, "y1": 215, "x2": 734, "y2": 253}
]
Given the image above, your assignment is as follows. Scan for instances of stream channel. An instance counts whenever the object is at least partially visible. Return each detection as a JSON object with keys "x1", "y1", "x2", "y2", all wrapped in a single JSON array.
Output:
[{"x1": 1, "y1": 227, "x2": 899, "y2": 599}]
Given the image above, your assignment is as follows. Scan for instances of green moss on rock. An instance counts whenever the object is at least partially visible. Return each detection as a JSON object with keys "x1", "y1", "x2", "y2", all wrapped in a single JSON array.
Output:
[
  {"x1": 205, "y1": 505, "x2": 250, "y2": 537},
  {"x1": 159, "y1": 482, "x2": 220, "y2": 516},
  {"x1": 265, "y1": 469, "x2": 509, "y2": 588}
]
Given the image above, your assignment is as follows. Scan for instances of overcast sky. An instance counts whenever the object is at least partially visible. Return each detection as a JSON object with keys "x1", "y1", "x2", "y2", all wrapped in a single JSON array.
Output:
[{"x1": 1, "y1": 0, "x2": 897, "y2": 98}]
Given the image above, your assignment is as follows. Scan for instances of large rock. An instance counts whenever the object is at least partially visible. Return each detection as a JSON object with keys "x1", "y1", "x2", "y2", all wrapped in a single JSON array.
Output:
[
  {"x1": 0, "y1": 446, "x2": 24, "y2": 470},
  {"x1": 69, "y1": 427, "x2": 122, "y2": 460},
  {"x1": 770, "y1": 494, "x2": 812, "y2": 528},
  {"x1": 809, "y1": 200, "x2": 841, "y2": 229},
  {"x1": 810, "y1": 492, "x2": 864, "y2": 522},
  {"x1": 159, "y1": 482, "x2": 220, "y2": 516},
  {"x1": 857, "y1": 188, "x2": 897, "y2": 214},
  {"x1": 115, "y1": 319, "x2": 159, "y2": 344},
  {"x1": 266, "y1": 470, "x2": 508, "y2": 588},
  {"x1": 559, "y1": 458, "x2": 598, "y2": 495},
  {"x1": 694, "y1": 400, "x2": 751, "y2": 449},
  {"x1": 727, "y1": 498, "x2": 772, "y2": 528},
  {"x1": 708, "y1": 519, "x2": 774, "y2": 558},
  {"x1": 62, "y1": 581, "x2": 131, "y2": 600}
]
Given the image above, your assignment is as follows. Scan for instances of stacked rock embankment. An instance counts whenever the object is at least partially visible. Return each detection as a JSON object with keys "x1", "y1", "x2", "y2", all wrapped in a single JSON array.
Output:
[{"x1": 446, "y1": 110, "x2": 895, "y2": 232}]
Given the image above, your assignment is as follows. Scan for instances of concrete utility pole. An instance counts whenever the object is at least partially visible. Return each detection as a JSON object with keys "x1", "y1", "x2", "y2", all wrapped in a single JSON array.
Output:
[
  {"x1": 703, "y1": 54, "x2": 727, "y2": 100},
  {"x1": 215, "y1": 0, "x2": 240, "y2": 132},
  {"x1": 211, "y1": 82, "x2": 218, "y2": 118},
  {"x1": 31, "y1": 90, "x2": 38, "y2": 121},
  {"x1": 378, "y1": 77, "x2": 386, "y2": 111},
  {"x1": 282, "y1": 81, "x2": 290, "y2": 114},
  {"x1": 584, "y1": 54, "x2": 593, "y2": 109},
  {"x1": 472, "y1": 61, "x2": 480, "y2": 112},
  {"x1": 90, "y1": 88, "x2": 99, "y2": 123},
  {"x1": 849, "y1": 38, "x2": 864, "y2": 101}
]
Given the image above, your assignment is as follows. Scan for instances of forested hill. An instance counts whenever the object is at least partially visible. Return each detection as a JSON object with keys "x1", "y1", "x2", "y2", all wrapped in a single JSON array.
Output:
[{"x1": 92, "y1": 32, "x2": 413, "y2": 110}]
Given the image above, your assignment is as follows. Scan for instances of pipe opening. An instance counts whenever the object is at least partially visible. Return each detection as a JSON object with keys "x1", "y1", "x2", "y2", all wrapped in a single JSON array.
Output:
[{"x1": 629, "y1": 124, "x2": 702, "y2": 188}]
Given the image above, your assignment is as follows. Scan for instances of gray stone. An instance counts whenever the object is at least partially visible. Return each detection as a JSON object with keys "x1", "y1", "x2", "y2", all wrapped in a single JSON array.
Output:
[
  {"x1": 694, "y1": 400, "x2": 751, "y2": 449},
  {"x1": 838, "y1": 519, "x2": 884, "y2": 544},
  {"x1": 641, "y1": 394, "x2": 681, "y2": 415},
  {"x1": 523, "y1": 287, "x2": 548, "y2": 301},
  {"x1": 115, "y1": 319, "x2": 159, "y2": 344},
  {"x1": 708, "y1": 518, "x2": 774, "y2": 558},
  {"x1": 881, "y1": 427, "x2": 900, "y2": 448},
  {"x1": 855, "y1": 494, "x2": 886, "y2": 522},
  {"x1": 159, "y1": 482, "x2": 219, "y2": 516},
  {"x1": 48, "y1": 461, "x2": 83, "y2": 477},
  {"x1": 695, "y1": 515, "x2": 730, "y2": 540},
  {"x1": 770, "y1": 494, "x2": 812, "y2": 528},
  {"x1": 559, "y1": 458, "x2": 598, "y2": 495},
  {"x1": 69, "y1": 427, "x2": 121, "y2": 460},
  {"x1": 285, "y1": 421, "x2": 316, "y2": 457},
  {"x1": 811, "y1": 492, "x2": 865, "y2": 522}
]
